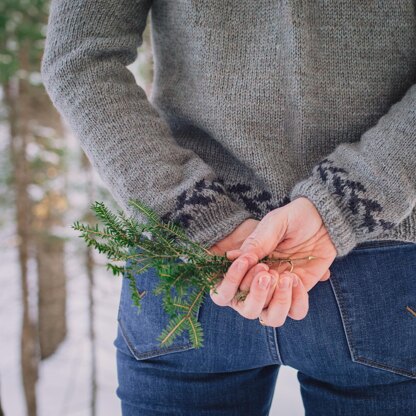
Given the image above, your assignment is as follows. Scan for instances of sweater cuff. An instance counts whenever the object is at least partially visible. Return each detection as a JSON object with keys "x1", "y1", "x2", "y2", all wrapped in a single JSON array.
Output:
[
  {"x1": 125, "y1": 178, "x2": 255, "y2": 250},
  {"x1": 181, "y1": 199, "x2": 254, "y2": 249},
  {"x1": 290, "y1": 177, "x2": 358, "y2": 258}
]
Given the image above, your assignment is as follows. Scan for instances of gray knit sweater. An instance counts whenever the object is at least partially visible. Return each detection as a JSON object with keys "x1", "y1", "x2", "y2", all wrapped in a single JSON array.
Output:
[{"x1": 41, "y1": 0, "x2": 416, "y2": 258}]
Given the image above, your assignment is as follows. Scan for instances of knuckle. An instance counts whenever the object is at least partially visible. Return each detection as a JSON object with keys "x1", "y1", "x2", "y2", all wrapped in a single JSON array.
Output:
[
  {"x1": 239, "y1": 304, "x2": 259, "y2": 319},
  {"x1": 210, "y1": 292, "x2": 229, "y2": 307},
  {"x1": 251, "y1": 287, "x2": 267, "y2": 303},
  {"x1": 226, "y1": 271, "x2": 242, "y2": 286},
  {"x1": 263, "y1": 211, "x2": 275, "y2": 220},
  {"x1": 244, "y1": 310, "x2": 259, "y2": 320},
  {"x1": 243, "y1": 236, "x2": 261, "y2": 249},
  {"x1": 252, "y1": 295, "x2": 265, "y2": 306},
  {"x1": 271, "y1": 317, "x2": 287, "y2": 328},
  {"x1": 289, "y1": 308, "x2": 308, "y2": 320},
  {"x1": 275, "y1": 291, "x2": 290, "y2": 305}
]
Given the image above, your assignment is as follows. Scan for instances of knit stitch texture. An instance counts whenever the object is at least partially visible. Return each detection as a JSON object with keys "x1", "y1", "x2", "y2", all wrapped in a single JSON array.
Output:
[{"x1": 41, "y1": 0, "x2": 416, "y2": 258}]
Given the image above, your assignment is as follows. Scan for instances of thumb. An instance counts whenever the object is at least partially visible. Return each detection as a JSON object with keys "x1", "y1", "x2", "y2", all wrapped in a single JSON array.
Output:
[{"x1": 238, "y1": 211, "x2": 287, "y2": 260}]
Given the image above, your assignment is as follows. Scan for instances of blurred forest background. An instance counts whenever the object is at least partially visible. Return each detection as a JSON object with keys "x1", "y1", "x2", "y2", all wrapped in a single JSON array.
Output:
[
  {"x1": 0, "y1": 2, "x2": 153, "y2": 414},
  {"x1": 0, "y1": 2, "x2": 302, "y2": 415}
]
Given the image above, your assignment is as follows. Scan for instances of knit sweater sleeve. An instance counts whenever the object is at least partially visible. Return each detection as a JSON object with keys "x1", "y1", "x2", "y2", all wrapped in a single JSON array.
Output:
[
  {"x1": 41, "y1": 0, "x2": 253, "y2": 249},
  {"x1": 290, "y1": 83, "x2": 416, "y2": 258}
]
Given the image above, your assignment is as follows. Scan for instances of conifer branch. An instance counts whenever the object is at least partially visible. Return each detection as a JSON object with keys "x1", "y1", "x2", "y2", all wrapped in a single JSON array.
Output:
[{"x1": 72, "y1": 198, "x2": 317, "y2": 349}]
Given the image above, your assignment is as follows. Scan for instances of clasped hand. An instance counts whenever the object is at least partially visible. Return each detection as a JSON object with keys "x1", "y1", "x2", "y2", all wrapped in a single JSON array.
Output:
[{"x1": 208, "y1": 197, "x2": 337, "y2": 327}]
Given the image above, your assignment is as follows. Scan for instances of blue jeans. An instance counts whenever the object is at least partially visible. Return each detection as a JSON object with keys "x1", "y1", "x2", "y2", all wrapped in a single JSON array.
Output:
[{"x1": 114, "y1": 240, "x2": 416, "y2": 415}]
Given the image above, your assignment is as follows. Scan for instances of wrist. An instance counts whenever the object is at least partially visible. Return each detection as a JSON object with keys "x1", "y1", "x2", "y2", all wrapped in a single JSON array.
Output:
[{"x1": 286, "y1": 196, "x2": 324, "y2": 234}]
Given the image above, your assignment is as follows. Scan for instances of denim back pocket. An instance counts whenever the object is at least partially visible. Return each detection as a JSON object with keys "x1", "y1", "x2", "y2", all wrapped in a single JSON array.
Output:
[
  {"x1": 116, "y1": 253, "x2": 204, "y2": 360},
  {"x1": 329, "y1": 240, "x2": 416, "y2": 379}
]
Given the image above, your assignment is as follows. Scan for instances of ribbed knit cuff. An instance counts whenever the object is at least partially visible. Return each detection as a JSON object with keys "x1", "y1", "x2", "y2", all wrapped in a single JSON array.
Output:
[
  {"x1": 146, "y1": 178, "x2": 256, "y2": 250},
  {"x1": 183, "y1": 200, "x2": 255, "y2": 249},
  {"x1": 290, "y1": 178, "x2": 358, "y2": 258}
]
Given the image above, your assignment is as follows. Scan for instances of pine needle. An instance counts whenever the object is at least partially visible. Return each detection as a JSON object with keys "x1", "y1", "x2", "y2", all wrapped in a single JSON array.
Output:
[
  {"x1": 72, "y1": 198, "x2": 317, "y2": 349},
  {"x1": 72, "y1": 199, "x2": 234, "y2": 349}
]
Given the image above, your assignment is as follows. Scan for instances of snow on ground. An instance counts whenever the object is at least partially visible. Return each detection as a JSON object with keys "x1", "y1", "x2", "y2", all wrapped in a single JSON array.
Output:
[{"x1": 0, "y1": 225, "x2": 122, "y2": 416}]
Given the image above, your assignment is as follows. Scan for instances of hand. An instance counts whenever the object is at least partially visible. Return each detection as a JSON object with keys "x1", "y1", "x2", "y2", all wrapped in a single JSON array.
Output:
[
  {"x1": 210, "y1": 197, "x2": 337, "y2": 327},
  {"x1": 207, "y1": 218, "x2": 279, "y2": 308},
  {"x1": 207, "y1": 218, "x2": 259, "y2": 257}
]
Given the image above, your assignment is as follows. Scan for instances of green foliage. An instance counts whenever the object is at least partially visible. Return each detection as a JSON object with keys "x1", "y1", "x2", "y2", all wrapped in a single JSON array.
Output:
[
  {"x1": 71, "y1": 198, "x2": 239, "y2": 349},
  {"x1": 0, "y1": 0, "x2": 49, "y2": 83}
]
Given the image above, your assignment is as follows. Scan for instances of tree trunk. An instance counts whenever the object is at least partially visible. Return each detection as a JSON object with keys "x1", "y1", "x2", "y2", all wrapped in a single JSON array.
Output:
[
  {"x1": 82, "y1": 152, "x2": 97, "y2": 416},
  {"x1": 6, "y1": 40, "x2": 39, "y2": 416},
  {"x1": 36, "y1": 234, "x2": 67, "y2": 359}
]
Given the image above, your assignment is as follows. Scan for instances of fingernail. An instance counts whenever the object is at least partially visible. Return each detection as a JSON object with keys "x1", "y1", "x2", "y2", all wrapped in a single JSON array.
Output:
[
  {"x1": 279, "y1": 275, "x2": 291, "y2": 289},
  {"x1": 259, "y1": 274, "x2": 271, "y2": 289}
]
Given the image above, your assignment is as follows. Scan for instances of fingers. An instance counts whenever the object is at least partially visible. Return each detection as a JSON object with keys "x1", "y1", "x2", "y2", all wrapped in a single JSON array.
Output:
[
  {"x1": 238, "y1": 262, "x2": 270, "y2": 292},
  {"x1": 238, "y1": 211, "x2": 287, "y2": 260},
  {"x1": 226, "y1": 249, "x2": 243, "y2": 261},
  {"x1": 290, "y1": 265, "x2": 328, "y2": 292},
  {"x1": 227, "y1": 249, "x2": 277, "y2": 302},
  {"x1": 287, "y1": 272, "x2": 309, "y2": 320},
  {"x1": 263, "y1": 269, "x2": 279, "y2": 307},
  {"x1": 227, "y1": 268, "x2": 308, "y2": 325},
  {"x1": 260, "y1": 271, "x2": 294, "y2": 327},
  {"x1": 230, "y1": 271, "x2": 276, "y2": 319},
  {"x1": 237, "y1": 264, "x2": 278, "y2": 308},
  {"x1": 210, "y1": 253, "x2": 259, "y2": 306},
  {"x1": 233, "y1": 263, "x2": 276, "y2": 308}
]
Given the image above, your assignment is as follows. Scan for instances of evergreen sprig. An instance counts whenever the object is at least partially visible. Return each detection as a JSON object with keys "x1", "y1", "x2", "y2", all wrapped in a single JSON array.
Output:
[
  {"x1": 72, "y1": 199, "x2": 240, "y2": 349},
  {"x1": 72, "y1": 199, "x2": 311, "y2": 349}
]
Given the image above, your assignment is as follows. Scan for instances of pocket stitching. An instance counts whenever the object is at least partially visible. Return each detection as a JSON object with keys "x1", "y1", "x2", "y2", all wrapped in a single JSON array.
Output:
[
  {"x1": 329, "y1": 277, "x2": 356, "y2": 361},
  {"x1": 117, "y1": 312, "x2": 195, "y2": 360},
  {"x1": 353, "y1": 355, "x2": 416, "y2": 379},
  {"x1": 329, "y1": 275, "x2": 416, "y2": 379},
  {"x1": 117, "y1": 290, "x2": 204, "y2": 361}
]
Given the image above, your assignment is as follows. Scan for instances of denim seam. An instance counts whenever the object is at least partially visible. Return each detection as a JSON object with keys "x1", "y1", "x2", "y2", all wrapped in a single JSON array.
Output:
[
  {"x1": 329, "y1": 274, "x2": 416, "y2": 379},
  {"x1": 272, "y1": 327, "x2": 283, "y2": 365},
  {"x1": 329, "y1": 277, "x2": 356, "y2": 362},
  {"x1": 265, "y1": 326, "x2": 282, "y2": 364},
  {"x1": 117, "y1": 315, "x2": 194, "y2": 360}
]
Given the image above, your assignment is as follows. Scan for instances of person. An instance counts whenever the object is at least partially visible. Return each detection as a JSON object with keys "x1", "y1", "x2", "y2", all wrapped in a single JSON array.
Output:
[{"x1": 41, "y1": 0, "x2": 416, "y2": 414}]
